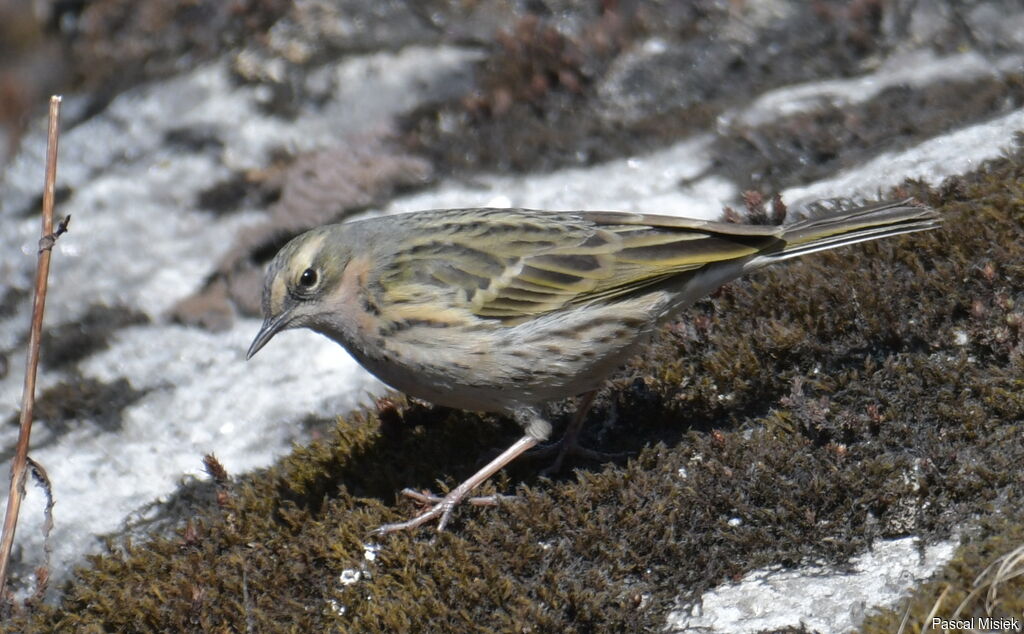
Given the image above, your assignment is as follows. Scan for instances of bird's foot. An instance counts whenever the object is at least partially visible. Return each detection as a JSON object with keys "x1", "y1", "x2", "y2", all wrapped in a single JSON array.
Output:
[
  {"x1": 371, "y1": 435, "x2": 538, "y2": 534},
  {"x1": 525, "y1": 389, "x2": 630, "y2": 475},
  {"x1": 372, "y1": 488, "x2": 514, "y2": 534},
  {"x1": 530, "y1": 441, "x2": 632, "y2": 476},
  {"x1": 400, "y1": 488, "x2": 518, "y2": 508}
]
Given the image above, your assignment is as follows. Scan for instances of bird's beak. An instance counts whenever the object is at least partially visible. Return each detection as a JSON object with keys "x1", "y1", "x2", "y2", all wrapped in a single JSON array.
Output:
[{"x1": 246, "y1": 308, "x2": 294, "y2": 360}]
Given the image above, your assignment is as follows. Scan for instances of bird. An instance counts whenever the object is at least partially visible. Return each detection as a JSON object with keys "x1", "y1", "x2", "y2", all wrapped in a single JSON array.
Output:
[{"x1": 246, "y1": 198, "x2": 940, "y2": 533}]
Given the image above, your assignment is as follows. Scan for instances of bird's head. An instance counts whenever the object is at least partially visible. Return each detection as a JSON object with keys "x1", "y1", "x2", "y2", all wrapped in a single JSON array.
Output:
[{"x1": 246, "y1": 226, "x2": 352, "y2": 359}]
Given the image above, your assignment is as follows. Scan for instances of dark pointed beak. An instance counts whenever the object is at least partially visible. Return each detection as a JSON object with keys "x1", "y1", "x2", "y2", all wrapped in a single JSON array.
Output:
[{"x1": 246, "y1": 308, "x2": 294, "y2": 360}]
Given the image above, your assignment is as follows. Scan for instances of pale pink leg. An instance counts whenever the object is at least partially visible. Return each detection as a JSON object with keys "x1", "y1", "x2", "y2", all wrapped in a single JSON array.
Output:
[{"x1": 373, "y1": 435, "x2": 539, "y2": 534}]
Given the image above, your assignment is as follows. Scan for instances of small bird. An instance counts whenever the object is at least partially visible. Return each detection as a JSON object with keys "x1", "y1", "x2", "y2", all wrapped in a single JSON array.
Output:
[{"x1": 247, "y1": 199, "x2": 939, "y2": 533}]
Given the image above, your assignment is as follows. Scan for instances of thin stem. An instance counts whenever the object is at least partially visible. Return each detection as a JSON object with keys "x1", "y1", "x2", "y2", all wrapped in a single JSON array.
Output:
[{"x1": 0, "y1": 95, "x2": 63, "y2": 604}]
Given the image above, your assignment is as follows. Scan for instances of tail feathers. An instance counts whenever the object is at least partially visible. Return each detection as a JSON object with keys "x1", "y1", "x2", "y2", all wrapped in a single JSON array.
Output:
[{"x1": 752, "y1": 199, "x2": 940, "y2": 265}]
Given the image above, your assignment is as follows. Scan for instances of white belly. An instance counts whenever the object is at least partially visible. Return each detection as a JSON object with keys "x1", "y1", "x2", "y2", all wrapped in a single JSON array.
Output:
[{"x1": 333, "y1": 293, "x2": 669, "y2": 415}]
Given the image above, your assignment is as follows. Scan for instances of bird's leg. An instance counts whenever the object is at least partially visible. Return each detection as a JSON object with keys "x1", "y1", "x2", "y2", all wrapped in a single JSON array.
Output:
[
  {"x1": 540, "y1": 389, "x2": 596, "y2": 475},
  {"x1": 530, "y1": 390, "x2": 631, "y2": 475},
  {"x1": 372, "y1": 435, "x2": 539, "y2": 534}
]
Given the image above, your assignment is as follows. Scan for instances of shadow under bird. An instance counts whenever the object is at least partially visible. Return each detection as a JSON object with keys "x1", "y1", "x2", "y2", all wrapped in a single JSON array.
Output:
[{"x1": 247, "y1": 199, "x2": 940, "y2": 533}]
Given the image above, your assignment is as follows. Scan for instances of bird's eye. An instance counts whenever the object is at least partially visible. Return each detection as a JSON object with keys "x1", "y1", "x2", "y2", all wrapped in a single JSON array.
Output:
[{"x1": 299, "y1": 268, "x2": 318, "y2": 288}]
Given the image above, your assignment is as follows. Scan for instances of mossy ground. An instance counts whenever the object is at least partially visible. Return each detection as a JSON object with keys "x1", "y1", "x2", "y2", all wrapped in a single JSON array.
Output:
[{"x1": 5, "y1": 148, "x2": 1024, "y2": 631}]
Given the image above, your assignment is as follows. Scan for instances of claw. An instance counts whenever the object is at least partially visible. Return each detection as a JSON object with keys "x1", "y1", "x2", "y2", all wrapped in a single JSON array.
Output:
[
  {"x1": 401, "y1": 488, "x2": 515, "y2": 507},
  {"x1": 371, "y1": 436, "x2": 538, "y2": 534}
]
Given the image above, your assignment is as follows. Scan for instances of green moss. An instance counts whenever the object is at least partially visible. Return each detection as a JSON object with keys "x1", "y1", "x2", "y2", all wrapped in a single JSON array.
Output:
[{"x1": 7, "y1": 147, "x2": 1024, "y2": 631}]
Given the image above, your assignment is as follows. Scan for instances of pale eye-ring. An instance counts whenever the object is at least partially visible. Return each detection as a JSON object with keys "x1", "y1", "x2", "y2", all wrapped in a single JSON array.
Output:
[{"x1": 299, "y1": 268, "x2": 318, "y2": 288}]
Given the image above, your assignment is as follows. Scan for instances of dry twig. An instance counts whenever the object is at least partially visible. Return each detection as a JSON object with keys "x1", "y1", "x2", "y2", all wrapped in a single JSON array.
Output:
[{"x1": 0, "y1": 96, "x2": 64, "y2": 604}]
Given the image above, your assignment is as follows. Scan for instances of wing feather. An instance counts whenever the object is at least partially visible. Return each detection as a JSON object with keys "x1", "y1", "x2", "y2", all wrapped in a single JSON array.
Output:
[{"x1": 376, "y1": 208, "x2": 783, "y2": 323}]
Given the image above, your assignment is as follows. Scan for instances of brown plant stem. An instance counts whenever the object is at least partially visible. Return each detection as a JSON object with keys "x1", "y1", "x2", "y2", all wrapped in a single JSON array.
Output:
[{"x1": 0, "y1": 95, "x2": 63, "y2": 604}]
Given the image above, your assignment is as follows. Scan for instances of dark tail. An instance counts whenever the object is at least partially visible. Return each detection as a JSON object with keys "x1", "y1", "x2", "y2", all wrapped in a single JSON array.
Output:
[{"x1": 759, "y1": 199, "x2": 941, "y2": 264}]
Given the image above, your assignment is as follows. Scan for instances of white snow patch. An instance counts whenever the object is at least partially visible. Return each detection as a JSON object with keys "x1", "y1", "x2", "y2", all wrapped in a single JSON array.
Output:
[
  {"x1": 724, "y1": 50, "x2": 1017, "y2": 129},
  {"x1": 784, "y1": 107, "x2": 1024, "y2": 208},
  {"x1": 0, "y1": 45, "x2": 478, "y2": 591},
  {"x1": 385, "y1": 135, "x2": 735, "y2": 221},
  {"x1": 668, "y1": 537, "x2": 957, "y2": 633}
]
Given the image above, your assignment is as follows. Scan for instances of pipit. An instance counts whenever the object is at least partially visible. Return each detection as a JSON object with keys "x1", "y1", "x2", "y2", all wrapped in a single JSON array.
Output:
[{"x1": 247, "y1": 199, "x2": 939, "y2": 533}]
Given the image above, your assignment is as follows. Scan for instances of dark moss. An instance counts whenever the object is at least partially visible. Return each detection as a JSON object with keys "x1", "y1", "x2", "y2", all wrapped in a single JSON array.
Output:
[
  {"x1": 400, "y1": 8, "x2": 631, "y2": 174},
  {"x1": 7, "y1": 144, "x2": 1024, "y2": 631},
  {"x1": 401, "y1": 2, "x2": 965, "y2": 176},
  {"x1": 17, "y1": 186, "x2": 72, "y2": 219},
  {"x1": 713, "y1": 73, "x2": 1024, "y2": 191},
  {"x1": 195, "y1": 170, "x2": 281, "y2": 216},
  {"x1": 62, "y1": 0, "x2": 291, "y2": 94},
  {"x1": 162, "y1": 126, "x2": 224, "y2": 154},
  {"x1": 5, "y1": 376, "x2": 146, "y2": 443},
  {"x1": 40, "y1": 303, "x2": 149, "y2": 369},
  {"x1": 0, "y1": 286, "x2": 28, "y2": 319}
]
